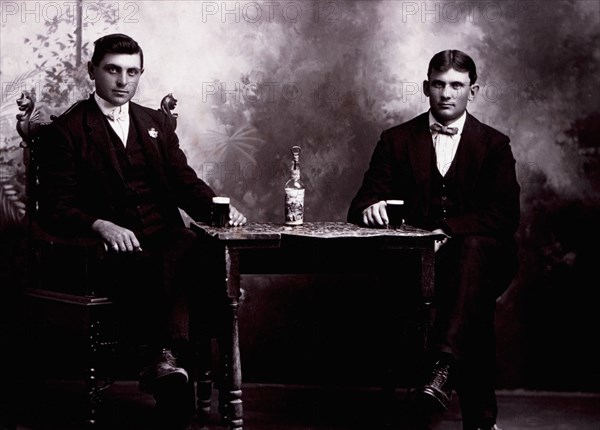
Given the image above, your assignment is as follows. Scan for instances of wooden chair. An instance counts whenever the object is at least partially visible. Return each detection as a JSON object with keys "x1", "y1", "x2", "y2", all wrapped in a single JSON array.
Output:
[{"x1": 16, "y1": 92, "x2": 224, "y2": 428}]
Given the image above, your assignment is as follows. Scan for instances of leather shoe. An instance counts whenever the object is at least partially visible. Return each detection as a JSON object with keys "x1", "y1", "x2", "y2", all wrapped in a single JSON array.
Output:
[
  {"x1": 416, "y1": 359, "x2": 453, "y2": 411},
  {"x1": 139, "y1": 348, "x2": 189, "y2": 396}
]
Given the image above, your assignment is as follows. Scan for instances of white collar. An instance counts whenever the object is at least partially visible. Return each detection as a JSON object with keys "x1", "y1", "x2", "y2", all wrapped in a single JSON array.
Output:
[
  {"x1": 94, "y1": 92, "x2": 129, "y2": 118},
  {"x1": 428, "y1": 111, "x2": 467, "y2": 135}
]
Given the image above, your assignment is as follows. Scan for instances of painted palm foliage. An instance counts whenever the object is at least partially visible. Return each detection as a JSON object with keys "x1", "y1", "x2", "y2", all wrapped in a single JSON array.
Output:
[
  {"x1": 198, "y1": 122, "x2": 265, "y2": 166},
  {"x1": 0, "y1": 151, "x2": 26, "y2": 227}
]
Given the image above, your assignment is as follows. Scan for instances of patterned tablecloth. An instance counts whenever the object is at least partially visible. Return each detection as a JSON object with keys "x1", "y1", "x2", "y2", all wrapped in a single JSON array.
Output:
[{"x1": 191, "y1": 221, "x2": 441, "y2": 241}]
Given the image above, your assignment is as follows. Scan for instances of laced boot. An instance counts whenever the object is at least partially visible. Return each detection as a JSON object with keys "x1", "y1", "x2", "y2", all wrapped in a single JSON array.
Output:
[{"x1": 139, "y1": 348, "x2": 188, "y2": 396}]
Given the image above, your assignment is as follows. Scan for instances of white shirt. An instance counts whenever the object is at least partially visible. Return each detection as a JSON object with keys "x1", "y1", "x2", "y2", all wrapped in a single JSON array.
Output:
[
  {"x1": 94, "y1": 93, "x2": 130, "y2": 147},
  {"x1": 428, "y1": 111, "x2": 466, "y2": 177}
]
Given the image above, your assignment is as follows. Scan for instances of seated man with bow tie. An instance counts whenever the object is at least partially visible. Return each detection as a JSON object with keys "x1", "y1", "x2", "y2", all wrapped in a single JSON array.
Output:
[
  {"x1": 348, "y1": 50, "x2": 520, "y2": 430},
  {"x1": 37, "y1": 33, "x2": 247, "y2": 429}
]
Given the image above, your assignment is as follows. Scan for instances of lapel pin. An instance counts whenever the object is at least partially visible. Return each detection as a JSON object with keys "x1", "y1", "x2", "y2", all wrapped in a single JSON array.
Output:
[{"x1": 148, "y1": 127, "x2": 158, "y2": 138}]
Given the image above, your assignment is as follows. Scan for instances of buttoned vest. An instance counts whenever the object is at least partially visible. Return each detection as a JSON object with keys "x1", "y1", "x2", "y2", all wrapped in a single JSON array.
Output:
[
  {"x1": 428, "y1": 150, "x2": 460, "y2": 229},
  {"x1": 106, "y1": 119, "x2": 166, "y2": 237}
]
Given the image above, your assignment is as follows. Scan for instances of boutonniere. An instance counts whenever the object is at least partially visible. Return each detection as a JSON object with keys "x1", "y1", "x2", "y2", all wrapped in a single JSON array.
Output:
[{"x1": 148, "y1": 127, "x2": 158, "y2": 138}]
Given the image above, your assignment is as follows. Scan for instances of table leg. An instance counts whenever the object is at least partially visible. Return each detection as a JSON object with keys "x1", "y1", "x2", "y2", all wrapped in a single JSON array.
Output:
[
  {"x1": 380, "y1": 287, "x2": 397, "y2": 427},
  {"x1": 420, "y1": 245, "x2": 436, "y2": 352},
  {"x1": 223, "y1": 246, "x2": 243, "y2": 430}
]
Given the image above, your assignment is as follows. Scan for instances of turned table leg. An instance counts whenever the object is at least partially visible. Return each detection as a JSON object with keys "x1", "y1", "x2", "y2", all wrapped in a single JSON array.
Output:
[{"x1": 222, "y1": 246, "x2": 243, "y2": 430}]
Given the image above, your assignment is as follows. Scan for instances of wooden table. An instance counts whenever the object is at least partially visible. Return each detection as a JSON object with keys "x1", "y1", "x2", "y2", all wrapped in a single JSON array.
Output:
[{"x1": 190, "y1": 221, "x2": 444, "y2": 430}]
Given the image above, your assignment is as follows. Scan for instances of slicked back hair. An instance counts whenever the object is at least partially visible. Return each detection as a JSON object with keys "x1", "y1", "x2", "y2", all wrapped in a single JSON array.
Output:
[
  {"x1": 91, "y1": 33, "x2": 144, "y2": 70},
  {"x1": 427, "y1": 50, "x2": 477, "y2": 85}
]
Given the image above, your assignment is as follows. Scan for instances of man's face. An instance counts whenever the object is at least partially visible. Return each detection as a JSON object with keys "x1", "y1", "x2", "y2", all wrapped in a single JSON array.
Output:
[
  {"x1": 423, "y1": 68, "x2": 479, "y2": 125},
  {"x1": 88, "y1": 53, "x2": 143, "y2": 106}
]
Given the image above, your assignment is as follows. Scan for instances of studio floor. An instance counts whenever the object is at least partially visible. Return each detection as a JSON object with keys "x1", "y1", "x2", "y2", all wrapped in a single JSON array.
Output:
[{"x1": 11, "y1": 380, "x2": 600, "y2": 430}]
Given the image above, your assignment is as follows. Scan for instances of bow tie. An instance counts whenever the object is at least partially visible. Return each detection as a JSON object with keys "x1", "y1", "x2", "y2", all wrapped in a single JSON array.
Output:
[
  {"x1": 430, "y1": 123, "x2": 459, "y2": 135},
  {"x1": 106, "y1": 109, "x2": 128, "y2": 122}
]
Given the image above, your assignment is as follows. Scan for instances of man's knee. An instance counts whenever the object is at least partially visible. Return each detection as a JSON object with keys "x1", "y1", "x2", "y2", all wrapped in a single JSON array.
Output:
[
  {"x1": 459, "y1": 235, "x2": 517, "y2": 295},
  {"x1": 169, "y1": 227, "x2": 198, "y2": 248}
]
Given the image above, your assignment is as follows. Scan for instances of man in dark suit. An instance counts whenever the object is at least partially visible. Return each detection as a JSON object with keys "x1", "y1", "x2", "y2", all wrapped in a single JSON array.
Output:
[
  {"x1": 38, "y1": 33, "x2": 246, "y2": 428},
  {"x1": 348, "y1": 50, "x2": 520, "y2": 430}
]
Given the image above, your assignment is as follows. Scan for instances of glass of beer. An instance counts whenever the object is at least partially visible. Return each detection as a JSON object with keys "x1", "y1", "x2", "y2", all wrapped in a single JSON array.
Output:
[
  {"x1": 386, "y1": 199, "x2": 405, "y2": 228},
  {"x1": 211, "y1": 196, "x2": 230, "y2": 227}
]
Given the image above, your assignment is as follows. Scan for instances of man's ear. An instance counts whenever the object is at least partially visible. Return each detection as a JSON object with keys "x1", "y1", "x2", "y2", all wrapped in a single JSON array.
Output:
[
  {"x1": 423, "y1": 80, "x2": 430, "y2": 97},
  {"x1": 87, "y1": 61, "x2": 95, "y2": 80},
  {"x1": 468, "y1": 83, "x2": 480, "y2": 101}
]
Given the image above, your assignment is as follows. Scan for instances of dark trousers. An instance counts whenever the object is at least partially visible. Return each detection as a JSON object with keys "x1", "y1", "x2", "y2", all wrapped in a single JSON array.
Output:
[
  {"x1": 433, "y1": 235, "x2": 518, "y2": 429},
  {"x1": 101, "y1": 226, "x2": 219, "y2": 352}
]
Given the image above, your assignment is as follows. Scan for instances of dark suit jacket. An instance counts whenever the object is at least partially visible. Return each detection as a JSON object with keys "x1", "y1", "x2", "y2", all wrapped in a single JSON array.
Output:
[
  {"x1": 38, "y1": 95, "x2": 215, "y2": 237},
  {"x1": 348, "y1": 112, "x2": 520, "y2": 239}
]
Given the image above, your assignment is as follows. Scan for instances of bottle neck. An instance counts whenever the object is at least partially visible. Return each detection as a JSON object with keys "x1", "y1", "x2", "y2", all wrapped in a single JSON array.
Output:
[{"x1": 291, "y1": 158, "x2": 301, "y2": 177}]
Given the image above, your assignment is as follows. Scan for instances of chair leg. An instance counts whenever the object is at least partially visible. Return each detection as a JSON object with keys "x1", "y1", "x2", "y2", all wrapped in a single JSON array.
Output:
[
  {"x1": 85, "y1": 320, "x2": 102, "y2": 426},
  {"x1": 85, "y1": 367, "x2": 100, "y2": 426}
]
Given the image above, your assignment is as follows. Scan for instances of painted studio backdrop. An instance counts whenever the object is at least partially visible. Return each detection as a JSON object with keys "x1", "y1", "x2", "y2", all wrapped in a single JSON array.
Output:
[{"x1": 1, "y1": 1, "x2": 599, "y2": 391}]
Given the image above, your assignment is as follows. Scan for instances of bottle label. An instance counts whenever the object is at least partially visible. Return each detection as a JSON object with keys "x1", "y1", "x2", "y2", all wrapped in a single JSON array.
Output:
[{"x1": 285, "y1": 188, "x2": 305, "y2": 225}]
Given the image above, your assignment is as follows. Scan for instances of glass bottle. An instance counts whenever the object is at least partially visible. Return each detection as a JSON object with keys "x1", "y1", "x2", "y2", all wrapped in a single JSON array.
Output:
[{"x1": 284, "y1": 146, "x2": 305, "y2": 225}]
